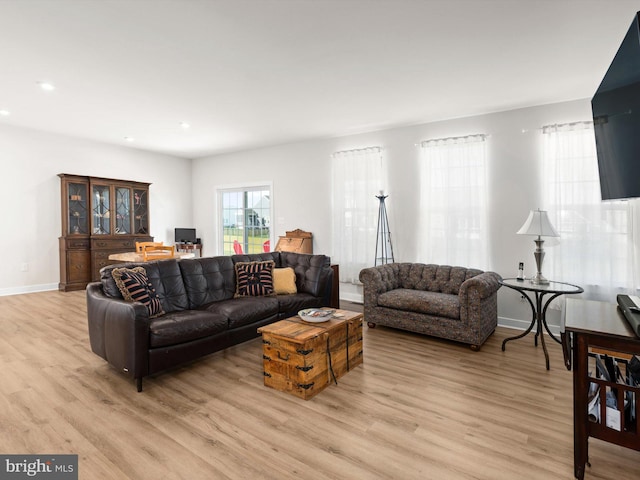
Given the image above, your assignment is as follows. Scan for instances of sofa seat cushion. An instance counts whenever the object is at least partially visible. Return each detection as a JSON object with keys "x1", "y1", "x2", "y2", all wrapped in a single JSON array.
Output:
[
  {"x1": 202, "y1": 296, "x2": 279, "y2": 329},
  {"x1": 149, "y1": 310, "x2": 228, "y2": 348},
  {"x1": 378, "y1": 288, "x2": 460, "y2": 319},
  {"x1": 276, "y1": 292, "x2": 322, "y2": 316}
]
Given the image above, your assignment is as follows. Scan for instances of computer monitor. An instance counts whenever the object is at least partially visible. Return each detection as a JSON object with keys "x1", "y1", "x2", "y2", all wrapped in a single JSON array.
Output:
[{"x1": 174, "y1": 228, "x2": 196, "y2": 243}]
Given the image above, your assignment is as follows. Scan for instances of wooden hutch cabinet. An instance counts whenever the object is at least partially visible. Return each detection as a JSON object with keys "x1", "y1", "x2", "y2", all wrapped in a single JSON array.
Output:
[{"x1": 58, "y1": 174, "x2": 153, "y2": 291}]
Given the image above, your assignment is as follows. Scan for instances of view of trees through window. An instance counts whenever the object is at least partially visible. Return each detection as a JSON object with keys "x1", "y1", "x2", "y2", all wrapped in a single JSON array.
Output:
[{"x1": 220, "y1": 187, "x2": 271, "y2": 255}]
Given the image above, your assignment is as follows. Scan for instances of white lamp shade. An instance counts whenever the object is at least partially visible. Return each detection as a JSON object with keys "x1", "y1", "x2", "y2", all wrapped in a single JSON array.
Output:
[{"x1": 517, "y1": 209, "x2": 559, "y2": 237}]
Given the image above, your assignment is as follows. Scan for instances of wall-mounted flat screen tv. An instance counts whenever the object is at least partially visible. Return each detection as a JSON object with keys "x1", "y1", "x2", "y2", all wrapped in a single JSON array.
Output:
[
  {"x1": 592, "y1": 11, "x2": 640, "y2": 201},
  {"x1": 175, "y1": 228, "x2": 196, "y2": 243}
]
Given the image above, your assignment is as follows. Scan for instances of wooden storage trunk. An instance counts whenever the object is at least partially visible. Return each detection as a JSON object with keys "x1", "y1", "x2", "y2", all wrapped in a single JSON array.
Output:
[
  {"x1": 258, "y1": 310, "x2": 364, "y2": 400},
  {"x1": 329, "y1": 315, "x2": 363, "y2": 379},
  {"x1": 260, "y1": 321, "x2": 330, "y2": 399}
]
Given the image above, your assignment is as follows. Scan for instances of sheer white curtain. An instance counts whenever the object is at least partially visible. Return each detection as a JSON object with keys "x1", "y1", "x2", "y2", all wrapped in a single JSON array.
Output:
[
  {"x1": 542, "y1": 122, "x2": 640, "y2": 301},
  {"x1": 332, "y1": 147, "x2": 384, "y2": 284},
  {"x1": 418, "y1": 134, "x2": 489, "y2": 269}
]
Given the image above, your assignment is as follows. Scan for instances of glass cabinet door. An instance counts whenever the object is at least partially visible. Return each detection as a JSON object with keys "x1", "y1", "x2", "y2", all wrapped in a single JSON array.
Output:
[
  {"x1": 92, "y1": 184, "x2": 111, "y2": 234},
  {"x1": 133, "y1": 188, "x2": 149, "y2": 234},
  {"x1": 115, "y1": 187, "x2": 132, "y2": 234},
  {"x1": 67, "y1": 182, "x2": 89, "y2": 235}
]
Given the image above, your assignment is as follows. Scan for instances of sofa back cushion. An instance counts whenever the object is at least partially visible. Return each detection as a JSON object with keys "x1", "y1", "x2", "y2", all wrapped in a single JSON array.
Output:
[
  {"x1": 231, "y1": 252, "x2": 280, "y2": 266},
  {"x1": 179, "y1": 256, "x2": 236, "y2": 308},
  {"x1": 399, "y1": 263, "x2": 483, "y2": 295},
  {"x1": 278, "y1": 252, "x2": 331, "y2": 297},
  {"x1": 100, "y1": 259, "x2": 189, "y2": 313},
  {"x1": 231, "y1": 252, "x2": 330, "y2": 298}
]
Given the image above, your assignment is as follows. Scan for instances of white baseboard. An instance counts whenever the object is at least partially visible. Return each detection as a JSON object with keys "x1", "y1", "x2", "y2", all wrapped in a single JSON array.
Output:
[
  {"x1": 0, "y1": 283, "x2": 58, "y2": 297},
  {"x1": 498, "y1": 315, "x2": 561, "y2": 336},
  {"x1": 340, "y1": 292, "x2": 364, "y2": 304}
]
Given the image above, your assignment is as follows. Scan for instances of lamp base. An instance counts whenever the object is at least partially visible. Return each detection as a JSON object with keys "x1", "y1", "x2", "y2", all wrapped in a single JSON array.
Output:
[
  {"x1": 530, "y1": 273, "x2": 550, "y2": 285},
  {"x1": 531, "y1": 237, "x2": 550, "y2": 285}
]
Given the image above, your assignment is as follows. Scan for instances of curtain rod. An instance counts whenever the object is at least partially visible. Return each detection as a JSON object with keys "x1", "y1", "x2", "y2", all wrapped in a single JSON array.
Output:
[
  {"x1": 419, "y1": 133, "x2": 487, "y2": 147},
  {"x1": 332, "y1": 146, "x2": 382, "y2": 157},
  {"x1": 542, "y1": 121, "x2": 593, "y2": 133}
]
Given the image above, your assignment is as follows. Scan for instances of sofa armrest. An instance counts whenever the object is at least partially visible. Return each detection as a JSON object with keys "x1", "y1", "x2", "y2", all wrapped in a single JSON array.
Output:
[
  {"x1": 86, "y1": 282, "x2": 151, "y2": 380},
  {"x1": 359, "y1": 264, "x2": 400, "y2": 307},
  {"x1": 458, "y1": 271, "x2": 502, "y2": 330},
  {"x1": 459, "y1": 271, "x2": 502, "y2": 301}
]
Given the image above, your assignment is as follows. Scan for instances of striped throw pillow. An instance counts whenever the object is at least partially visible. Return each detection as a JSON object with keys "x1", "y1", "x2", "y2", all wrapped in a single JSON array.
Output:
[
  {"x1": 111, "y1": 267, "x2": 164, "y2": 318},
  {"x1": 234, "y1": 261, "x2": 275, "y2": 297}
]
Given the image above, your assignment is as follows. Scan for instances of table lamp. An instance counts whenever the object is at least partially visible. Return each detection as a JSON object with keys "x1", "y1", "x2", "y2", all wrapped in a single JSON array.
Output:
[{"x1": 517, "y1": 209, "x2": 559, "y2": 285}]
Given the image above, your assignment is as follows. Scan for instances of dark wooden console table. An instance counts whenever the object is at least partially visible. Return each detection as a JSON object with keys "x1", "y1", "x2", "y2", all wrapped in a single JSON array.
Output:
[
  {"x1": 176, "y1": 242, "x2": 202, "y2": 257},
  {"x1": 563, "y1": 298, "x2": 640, "y2": 479}
]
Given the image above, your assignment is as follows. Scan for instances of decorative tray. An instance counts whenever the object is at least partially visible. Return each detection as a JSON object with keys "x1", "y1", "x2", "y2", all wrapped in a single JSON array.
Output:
[{"x1": 298, "y1": 309, "x2": 335, "y2": 323}]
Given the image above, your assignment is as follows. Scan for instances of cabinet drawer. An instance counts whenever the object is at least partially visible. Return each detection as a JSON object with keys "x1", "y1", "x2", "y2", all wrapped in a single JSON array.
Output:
[
  {"x1": 93, "y1": 250, "x2": 112, "y2": 260},
  {"x1": 66, "y1": 238, "x2": 90, "y2": 249},
  {"x1": 93, "y1": 258, "x2": 111, "y2": 270},
  {"x1": 91, "y1": 238, "x2": 136, "y2": 249}
]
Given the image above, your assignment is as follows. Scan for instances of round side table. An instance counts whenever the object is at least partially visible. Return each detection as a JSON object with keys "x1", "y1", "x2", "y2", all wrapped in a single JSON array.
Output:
[{"x1": 500, "y1": 278, "x2": 583, "y2": 369}]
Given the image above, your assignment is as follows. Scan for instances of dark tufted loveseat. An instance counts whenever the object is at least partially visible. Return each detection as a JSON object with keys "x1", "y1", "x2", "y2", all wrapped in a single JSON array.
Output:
[
  {"x1": 359, "y1": 263, "x2": 501, "y2": 350},
  {"x1": 86, "y1": 251, "x2": 333, "y2": 391}
]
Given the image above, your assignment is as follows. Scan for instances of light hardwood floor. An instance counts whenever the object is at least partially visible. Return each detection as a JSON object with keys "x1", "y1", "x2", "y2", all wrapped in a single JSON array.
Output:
[{"x1": 0, "y1": 290, "x2": 638, "y2": 479}]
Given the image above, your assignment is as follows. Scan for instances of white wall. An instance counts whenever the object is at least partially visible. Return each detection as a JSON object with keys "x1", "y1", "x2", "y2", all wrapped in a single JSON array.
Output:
[
  {"x1": 0, "y1": 123, "x2": 193, "y2": 295},
  {"x1": 1, "y1": 98, "x2": 594, "y2": 327},
  {"x1": 192, "y1": 98, "x2": 593, "y2": 329}
]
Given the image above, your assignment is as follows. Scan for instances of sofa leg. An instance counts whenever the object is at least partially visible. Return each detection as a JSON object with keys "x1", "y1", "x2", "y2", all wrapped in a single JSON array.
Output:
[
  {"x1": 470, "y1": 344, "x2": 480, "y2": 352},
  {"x1": 136, "y1": 377, "x2": 143, "y2": 392},
  {"x1": 367, "y1": 322, "x2": 376, "y2": 328}
]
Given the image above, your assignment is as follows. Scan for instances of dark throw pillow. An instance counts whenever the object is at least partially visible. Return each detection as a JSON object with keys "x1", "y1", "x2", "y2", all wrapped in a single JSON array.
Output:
[
  {"x1": 234, "y1": 260, "x2": 275, "y2": 297},
  {"x1": 111, "y1": 266, "x2": 164, "y2": 318}
]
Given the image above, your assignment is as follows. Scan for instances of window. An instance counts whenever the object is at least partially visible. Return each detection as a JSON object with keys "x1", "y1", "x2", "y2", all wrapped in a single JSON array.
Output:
[
  {"x1": 542, "y1": 122, "x2": 637, "y2": 300},
  {"x1": 332, "y1": 147, "x2": 384, "y2": 284},
  {"x1": 418, "y1": 134, "x2": 489, "y2": 269},
  {"x1": 219, "y1": 186, "x2": 271, "y2": 255}
]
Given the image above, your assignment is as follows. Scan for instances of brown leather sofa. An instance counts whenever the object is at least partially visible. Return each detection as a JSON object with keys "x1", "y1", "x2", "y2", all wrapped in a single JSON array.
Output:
[{"x1": 86, "y1": 252, "x2": 333, "y2": 391}]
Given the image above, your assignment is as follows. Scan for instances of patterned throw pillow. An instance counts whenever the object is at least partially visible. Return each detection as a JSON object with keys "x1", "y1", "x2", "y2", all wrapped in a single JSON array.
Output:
[
  {"x1": 234, "y1": 261, "x2": 275, "y2": 297},
  {"x1": 111, "y1": 266, "x2": 164, "y2": 318}
]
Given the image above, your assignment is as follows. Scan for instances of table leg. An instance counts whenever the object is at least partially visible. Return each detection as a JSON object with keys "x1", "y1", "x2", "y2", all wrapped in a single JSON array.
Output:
[
  {"x1": 536, "y1": 292, "x2": 550, "y2": 370},
  {"x1": 502, "y1": 291, "x2": 537, "y2": 351},
  {"x1": 541, "y1": 292, "x2": 563, "y2": 344},
  {"x1": 573, "y1": 333, "x2": 589, "y2": 480}
]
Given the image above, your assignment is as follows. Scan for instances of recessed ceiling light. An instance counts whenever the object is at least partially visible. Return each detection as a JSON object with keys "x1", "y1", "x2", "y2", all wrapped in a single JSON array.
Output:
[
  {"x1": 180, "y1": 122, "x2": 190, "y2": 129},
  {"x1": 124, "y1": 137, "x2": 134, "y2": 142},
  {"x1": 0, "y1": 109, "x2": 9, "y2": 116},
  {"x1": 38, "y1": 81, "x2": 56, "y2": 91}
]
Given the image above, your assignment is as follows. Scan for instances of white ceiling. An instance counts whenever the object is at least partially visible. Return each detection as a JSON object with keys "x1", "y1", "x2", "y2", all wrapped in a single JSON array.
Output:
[{"x1": 0, "y1": 0, "x2": 639, "y2": 159}]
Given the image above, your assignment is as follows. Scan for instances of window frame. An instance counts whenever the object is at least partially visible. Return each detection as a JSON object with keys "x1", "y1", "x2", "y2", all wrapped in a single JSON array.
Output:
[{"x1": 217, "y1": 182, "x2": 273, "y2": 256}]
